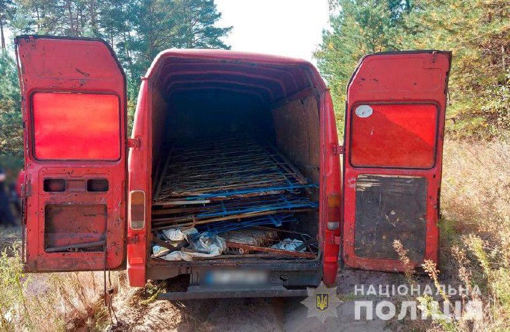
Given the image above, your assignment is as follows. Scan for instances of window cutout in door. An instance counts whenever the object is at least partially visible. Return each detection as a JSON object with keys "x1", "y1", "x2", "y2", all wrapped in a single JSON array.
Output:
[
  {"x1": 32, "y1": 92, "x2": 121, "y2": 161},
  {"x1": 350, "y1": 104, "x2": 438, "y2": 168}
]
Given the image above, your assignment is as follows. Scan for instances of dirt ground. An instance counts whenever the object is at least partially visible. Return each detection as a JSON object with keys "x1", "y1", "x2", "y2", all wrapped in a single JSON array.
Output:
[
  {"x1": 106, "y1": 270, "x2": 398, "y2": 331},
  {"x1": 1, "y1": 226, "x2": 399, "y2": 331},
  {"x1": 0, "y1": 225, "x2": 20, "y2": 254}
]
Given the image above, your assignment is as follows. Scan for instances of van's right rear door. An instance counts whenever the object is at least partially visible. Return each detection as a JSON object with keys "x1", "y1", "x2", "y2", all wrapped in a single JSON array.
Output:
[{"x1": 342, "y1": 51, "x2": 451, "y2": 272}]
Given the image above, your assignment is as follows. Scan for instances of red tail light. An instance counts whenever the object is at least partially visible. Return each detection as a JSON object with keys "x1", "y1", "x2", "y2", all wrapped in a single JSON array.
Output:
[
  {"x1": 130, "y1": 190, "x2": 146, "y2": 230},
  {"x1": 327, "y1": 193, "x2": 341, "y2": 230}
]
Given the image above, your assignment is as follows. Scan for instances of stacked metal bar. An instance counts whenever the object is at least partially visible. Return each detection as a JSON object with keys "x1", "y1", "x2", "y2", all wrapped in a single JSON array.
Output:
[
  {"x1": 152, "y1": 135, "x2": 318, "y2": 232},
  {"x1": 197, "y1": 214, "x2": 298, "y2": 234},
  {"x1": 153, "y1": 136, "x2": 315, "y2": 203}
]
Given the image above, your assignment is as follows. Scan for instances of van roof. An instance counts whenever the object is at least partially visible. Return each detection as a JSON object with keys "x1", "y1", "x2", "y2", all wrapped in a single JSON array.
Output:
[{"x1": 146, "y1": 49, "x2": 328, "y2": 103}]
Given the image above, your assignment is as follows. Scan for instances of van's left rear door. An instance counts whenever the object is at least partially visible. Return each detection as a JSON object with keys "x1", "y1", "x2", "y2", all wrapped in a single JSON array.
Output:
[{"x1": 15, "y1": 36, "x2": 127, "y2": 271}]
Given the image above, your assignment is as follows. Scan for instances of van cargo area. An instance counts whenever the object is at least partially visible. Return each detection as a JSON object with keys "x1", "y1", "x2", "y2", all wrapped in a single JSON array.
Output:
[{"x1": 147, "y1": 54, "x2": 322, "y2": 274}]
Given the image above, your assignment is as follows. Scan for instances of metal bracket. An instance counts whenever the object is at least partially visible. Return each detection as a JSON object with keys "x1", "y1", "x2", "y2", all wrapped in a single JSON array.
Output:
[
  {"x1": 127, "y1": 138, "x2": 141, "y2": 149},
  {"x1": 23, "y1": 181, "x2": 32, "y2": 198},
  {"x1": 333, "y1": 145, "x2": 345, "y2": 155}
]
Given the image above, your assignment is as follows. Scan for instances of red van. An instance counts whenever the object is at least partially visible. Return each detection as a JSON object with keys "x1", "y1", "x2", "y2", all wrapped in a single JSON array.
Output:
[{"x1": 15, "y1": 35, "x2": 451, "y2": 299}]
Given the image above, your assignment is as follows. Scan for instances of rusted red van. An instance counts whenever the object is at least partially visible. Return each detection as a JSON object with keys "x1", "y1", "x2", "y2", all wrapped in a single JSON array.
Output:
[{"x1": 15, "y1": 35, "x2": 451, "y2": 299}]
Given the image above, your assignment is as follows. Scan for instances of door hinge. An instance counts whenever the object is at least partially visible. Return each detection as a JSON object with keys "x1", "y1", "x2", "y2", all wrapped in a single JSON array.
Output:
[
  {"x1": 333, "y1": 145, "x2": 345, "y2": 155},
  {"x1": 23, "y1": 181, "x2": 32, "y2": 198},
  {"x1": 127, "y1": 138, "x2": 141, "y2": 149}
]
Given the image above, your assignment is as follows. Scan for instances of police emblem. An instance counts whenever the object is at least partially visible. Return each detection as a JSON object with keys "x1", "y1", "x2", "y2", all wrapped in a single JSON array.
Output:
[
  {"x1": 301, "y1": 281, "x2": 342, "y2": 323},
  {"x1": 316, "y1": 293, "x2": 329, "y2": 311}
]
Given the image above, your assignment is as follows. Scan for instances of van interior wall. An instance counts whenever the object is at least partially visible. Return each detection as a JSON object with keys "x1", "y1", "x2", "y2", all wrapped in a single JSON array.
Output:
[
  {"x1": 271, "y1": 94, "x2": 320, "y2": 238},
  {"x1": 151, "y1": 86, "x2": 170, "y2": 189},
  {"x1": 150, "y1": 88, "x2": 320, "y2": 254}
]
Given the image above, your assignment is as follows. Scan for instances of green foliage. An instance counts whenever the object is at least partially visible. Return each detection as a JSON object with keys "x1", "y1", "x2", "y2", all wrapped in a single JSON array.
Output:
[
  {"x1": 0, "y1": 52, "x2": 22, "y2": 160},
  {"x1": 9, "y1": 0, "x2": 231, "y2": 81},
  {"x1": 0, "y1": 0, "x2": 15, "y2": 49},
  {"x1": 0, "y1": 0, "x2": 231, "y2": 157},
  {"x1": 398, "y1": 0, "x2": 510, "y2": 139},
  {"x1": 315, "y1": 0, "x2": 411, "y2": 134},
  {"x1": 315, "y1": 0, "x2": 510, "y2": 140},
  {"x1": 127, "y1": 0, "x2": 231, "y2": 81}
]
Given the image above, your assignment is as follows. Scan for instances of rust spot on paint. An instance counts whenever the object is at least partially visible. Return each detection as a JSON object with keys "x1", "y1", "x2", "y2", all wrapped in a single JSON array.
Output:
[{"x1": 75, "y1": 67, "x2": 90, "y2": 77}]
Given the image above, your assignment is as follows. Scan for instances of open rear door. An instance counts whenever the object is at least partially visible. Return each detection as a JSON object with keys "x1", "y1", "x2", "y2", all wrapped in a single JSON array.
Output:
[
  {"x1": 343, "y1": 51, "x2": 451, "y2": 272},
  {"x1": 15, "y1": 36, "x2": 127, "y2": 271}
]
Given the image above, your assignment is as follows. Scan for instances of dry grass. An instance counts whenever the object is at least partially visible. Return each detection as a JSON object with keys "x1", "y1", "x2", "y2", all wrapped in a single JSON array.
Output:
[
  {"x1": 408, "y1": 140, "x2": 510, "y2": 331},
  {"x1": 0, "y1": 241, "x2": 132, "y2": 332},
  {"x1": 0, "y1": 237, "x2": 175, "y2": 331}
]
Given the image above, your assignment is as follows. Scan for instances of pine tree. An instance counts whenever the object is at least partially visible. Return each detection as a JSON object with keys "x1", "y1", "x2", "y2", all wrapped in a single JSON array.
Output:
[
  {"x1": 128, "y1": 0, "x2": 231, "y2": 80},
  {"x1": 314, "y1": 0, "x2": 410, "y2": 131},
  {"x1": 0, "y1": 0, "x2": 15, "y2": 49},
  {"x1": 172, "y1": 0, "x2": 231, "y2": 49},
  {"x1": 400, "y1": 0, "x2": 510, "y2": 138},
  {"x1": 0, "y1": 52, "x2": 22, "y2": 157},
  {"x1": 315, "y1": 0, "x2": 509, "y2": 139},
  {"x1": 5, "y1": 0, "x2": 232, "y2": 139}
]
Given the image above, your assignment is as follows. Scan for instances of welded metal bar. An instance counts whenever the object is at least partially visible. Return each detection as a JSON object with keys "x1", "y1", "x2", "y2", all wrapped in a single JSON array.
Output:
[
  {"x1": 45, "y1": 240, "x2": 105, "y2": 253},
  {"x1": 152, "y1": 194, "x2": 318, "y2": 224},
  {"x1": 198, "y1": 214, "x2": 297, "y2": 234},
  {"x1": 153, "y1": 135, "x2": 315, "y2": 203},
  {"x1": 225, "y1": 241, "x2": 316, "y2": 258},
  {"x1": 151, "y1": 208, "x2": 316, "y2": 230}
]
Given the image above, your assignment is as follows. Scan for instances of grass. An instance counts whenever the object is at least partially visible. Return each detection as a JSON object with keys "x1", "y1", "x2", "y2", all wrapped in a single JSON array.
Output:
[
  {"x1": 0, "y1": 230, "x2": 165, "y2": 331},
  {"x1": 399, "y1": 140, "x2": 510, "y2": 331},
  {"x1": 0, "y1": 239, "x2": 131, "y2": 332}
]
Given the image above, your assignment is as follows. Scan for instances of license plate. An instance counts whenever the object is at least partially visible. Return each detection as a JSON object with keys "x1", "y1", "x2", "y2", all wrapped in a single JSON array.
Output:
[{"x1": 204, "y1": 270, "x2": 269, "y2": 286}]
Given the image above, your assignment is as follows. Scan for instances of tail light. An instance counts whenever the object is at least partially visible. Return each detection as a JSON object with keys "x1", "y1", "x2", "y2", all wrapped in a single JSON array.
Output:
[
  {"x1": 327, "y1": 193, "x2": 341, "y2": 230},
  {"x1": 129, "y1": 190, "x2": 146, "y2": 230}
]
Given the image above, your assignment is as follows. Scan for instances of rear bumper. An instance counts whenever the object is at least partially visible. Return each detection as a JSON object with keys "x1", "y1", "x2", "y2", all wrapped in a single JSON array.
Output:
[
  {"x1": 158, "y1": 285, "x2": 308, "y2": 300},
  {"x1": 148, "y1": 258, "x2": 322, "y2": 299}
]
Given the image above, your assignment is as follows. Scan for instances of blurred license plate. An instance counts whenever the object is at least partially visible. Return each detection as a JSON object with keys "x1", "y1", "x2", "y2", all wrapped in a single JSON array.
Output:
[{"x1": 205, "y1": 270, "x2": 269, "y2": 286}]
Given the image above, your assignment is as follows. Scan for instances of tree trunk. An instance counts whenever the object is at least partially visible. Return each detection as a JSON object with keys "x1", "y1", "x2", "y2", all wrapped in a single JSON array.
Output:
[
  {"x1": 0, "y1": 18, "x2": 5, "y2": 50},
  {"x1": 67, "y1": 1, "x2": 76, "y2": 36}
]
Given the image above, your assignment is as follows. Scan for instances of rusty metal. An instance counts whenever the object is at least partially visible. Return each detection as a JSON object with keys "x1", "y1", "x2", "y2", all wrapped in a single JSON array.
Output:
[
  {"x1": 342, "y1": 51, "x2": 452, "y2": 272},
  {"x1": 44, "y1": 204, "x2": 108, "y2": 251},
  {"x1": 45, "y1": 240, "x2": 106, "y2": 253},
  {"x1": 225, "y1": 242, "x2": 316, "y2": 258},
  {"x1": 16, "y1": 36, "x2": 128, "y2": 272},
  {"x1": 354, "y1": 175, "x2": 427, "y2": 262},
  {"x1": 221, "y1": 226, "x2": 318, "y2": 259},
  {"x1": 153, "y1": 200, "x2": 210, "y2": 207},
  {"x1": 152, "y1": 194, "x2": 317, "y2": 229},
  {"x1": 153, "y1": 135, "x2": 311, "y2": 203},
  {"x1": 332, "y1": 145, "x2": 345, "y2": 155},
  {"x1": 156, "y1": 209, "x2": 311, "y2": 230}
]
